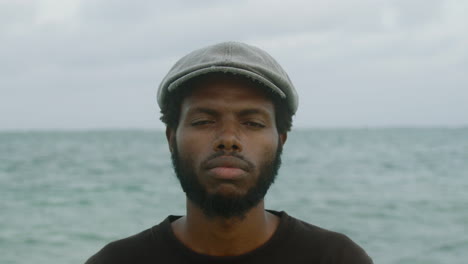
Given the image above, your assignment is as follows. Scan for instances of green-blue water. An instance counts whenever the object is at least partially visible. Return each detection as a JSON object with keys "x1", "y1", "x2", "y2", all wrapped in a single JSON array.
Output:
[{"x1": 1, "y1": 128, "x2": 467, "y2": 264}]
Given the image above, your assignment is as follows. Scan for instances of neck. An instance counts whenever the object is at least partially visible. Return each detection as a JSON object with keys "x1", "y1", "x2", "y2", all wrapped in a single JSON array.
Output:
[{"x1": 171, "y1": 199, "x2": 280, "y2": 256}]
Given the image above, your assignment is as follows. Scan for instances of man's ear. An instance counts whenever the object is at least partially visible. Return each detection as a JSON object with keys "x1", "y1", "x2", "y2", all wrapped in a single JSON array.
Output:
[
  {"x1": 279, "y1": 133, "x2": 287, "y2": 146},
  {"x1": 166, "y1": 127, "x2": 176, "y2": 153}
]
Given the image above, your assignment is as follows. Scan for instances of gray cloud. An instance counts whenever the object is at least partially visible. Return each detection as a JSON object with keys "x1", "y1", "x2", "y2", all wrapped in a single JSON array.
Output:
[{"x1": 1, "y1": 0, "x2": 467, "y2": 130}]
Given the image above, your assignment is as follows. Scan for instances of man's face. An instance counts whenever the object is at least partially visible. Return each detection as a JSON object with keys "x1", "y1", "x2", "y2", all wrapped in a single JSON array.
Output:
[{"x1": 167, "y1": 76, "x2": 287, "y2": 219}]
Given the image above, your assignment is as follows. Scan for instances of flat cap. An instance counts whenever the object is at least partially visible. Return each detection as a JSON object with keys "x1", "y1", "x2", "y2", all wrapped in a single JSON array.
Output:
[{"x1": 157, "y1": 41, "x2": 298, "y2": 114}]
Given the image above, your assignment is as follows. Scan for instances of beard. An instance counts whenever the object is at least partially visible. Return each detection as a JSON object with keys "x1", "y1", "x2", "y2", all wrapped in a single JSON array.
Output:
[{"x1": 171, "y1": 140, "x2": 283, "y2": 220}]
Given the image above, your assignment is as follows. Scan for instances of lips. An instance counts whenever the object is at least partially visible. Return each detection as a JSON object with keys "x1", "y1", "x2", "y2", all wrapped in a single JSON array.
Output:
[{"x1": 204, "y1": 155, "x2": 251, "y2": 179}]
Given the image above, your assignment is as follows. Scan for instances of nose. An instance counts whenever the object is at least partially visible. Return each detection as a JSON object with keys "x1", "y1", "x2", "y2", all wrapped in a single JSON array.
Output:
[{"x1": 213, "y1": 122, "x2": 243, "y2": 152}]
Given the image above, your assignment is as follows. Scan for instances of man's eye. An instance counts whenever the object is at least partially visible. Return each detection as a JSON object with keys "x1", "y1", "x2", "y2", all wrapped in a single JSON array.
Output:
[
  {"x1": 191, "y1": 120, "x2": 213, "y2": 126},
  {"x1": 244, "y1": 121, "x2": 265, "y2": 128}
]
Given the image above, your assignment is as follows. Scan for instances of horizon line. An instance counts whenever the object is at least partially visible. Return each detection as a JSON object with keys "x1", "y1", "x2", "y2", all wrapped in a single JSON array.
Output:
[{"x1": 1, "y1": 124, "x2": 467, "y2": 133}]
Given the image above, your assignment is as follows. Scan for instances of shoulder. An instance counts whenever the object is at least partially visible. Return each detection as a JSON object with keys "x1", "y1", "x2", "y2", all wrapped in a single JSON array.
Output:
[
  {"x1": 280, "y1": 212, "x2": 373, "y2": 264},
  {"x1": 84, "y1": 215, "x2": 185, "y2": 264},
  {"x1": 85, "y1": 227, "x2": 155, "y2": 264}
]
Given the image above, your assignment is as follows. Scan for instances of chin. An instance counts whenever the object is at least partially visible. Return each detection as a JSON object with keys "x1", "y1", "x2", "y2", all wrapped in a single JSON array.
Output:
[{"x1": 210, "y1": 184, "x2": 248, "y2": 198}]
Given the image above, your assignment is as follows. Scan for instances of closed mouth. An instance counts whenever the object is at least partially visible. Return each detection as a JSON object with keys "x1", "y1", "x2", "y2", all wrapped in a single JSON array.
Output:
[{"x1": 204, "y1": 155, "x2": 251, "y2": 172}]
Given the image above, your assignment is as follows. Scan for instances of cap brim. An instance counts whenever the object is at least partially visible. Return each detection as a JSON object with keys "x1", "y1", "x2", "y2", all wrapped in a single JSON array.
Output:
[{"x1": 166, "y1": 66, "x2": 287, "y2": 99}]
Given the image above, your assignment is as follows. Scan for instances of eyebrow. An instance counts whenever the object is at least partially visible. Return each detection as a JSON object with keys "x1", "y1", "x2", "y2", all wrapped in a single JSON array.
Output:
[
  {"x1": 188, "y1": 107, "x2": 270, "y2": 118},
  {"x1": 188, "y1": 107, "x2": 219, "y2": 116},
  {"x1": 238, "y1": 108, "x2": 270, "y2": 117}
]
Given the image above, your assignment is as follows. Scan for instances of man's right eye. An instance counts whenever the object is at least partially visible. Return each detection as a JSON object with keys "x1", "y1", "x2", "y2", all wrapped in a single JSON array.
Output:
[{"x1": 191, "y1": 120, "x2": 214, "y2": 126}]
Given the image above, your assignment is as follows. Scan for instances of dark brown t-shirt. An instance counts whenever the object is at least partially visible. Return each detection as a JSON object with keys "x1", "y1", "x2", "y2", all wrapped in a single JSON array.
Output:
[{"x1": 85, "y1": 211, "x2": 373, "y2": 264}]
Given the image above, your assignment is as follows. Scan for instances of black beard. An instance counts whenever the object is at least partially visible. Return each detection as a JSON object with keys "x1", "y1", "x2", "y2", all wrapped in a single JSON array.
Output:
[{"x1": 171, "y1": 141, "x2": 283, "y2": 220}]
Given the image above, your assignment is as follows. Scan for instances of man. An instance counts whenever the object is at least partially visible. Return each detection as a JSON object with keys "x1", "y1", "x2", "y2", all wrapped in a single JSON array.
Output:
[{"x1": 86, "y1": 42, "x2": 373, "y2": 263}]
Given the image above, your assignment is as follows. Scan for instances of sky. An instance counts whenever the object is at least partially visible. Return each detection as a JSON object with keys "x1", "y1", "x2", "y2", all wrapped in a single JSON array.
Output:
[{"x1": 1, "y1": 0, "x2": 467, "y2": 130}]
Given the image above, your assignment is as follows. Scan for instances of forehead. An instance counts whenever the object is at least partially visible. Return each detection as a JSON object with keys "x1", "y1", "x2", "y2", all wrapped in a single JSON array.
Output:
[{"x1": 182, "y1": 74, "x2": 275, "y2": 110}]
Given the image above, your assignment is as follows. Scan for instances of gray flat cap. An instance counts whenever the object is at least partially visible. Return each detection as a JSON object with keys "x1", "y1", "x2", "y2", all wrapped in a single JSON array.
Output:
[{"x1": 157, "y1": 41, "x2": 298, "y2": 114}]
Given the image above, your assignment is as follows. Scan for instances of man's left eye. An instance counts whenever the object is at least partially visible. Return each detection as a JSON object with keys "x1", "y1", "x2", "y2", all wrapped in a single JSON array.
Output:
[{"x1": 244, "y1": 121, "x2": 265, "y2": 128}]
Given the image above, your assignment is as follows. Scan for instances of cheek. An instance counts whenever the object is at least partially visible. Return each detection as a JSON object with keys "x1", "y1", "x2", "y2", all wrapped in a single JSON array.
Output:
[
  {"x1": 175, "y1": 132, "x2": 192, "y2": 156},
  {"x1": 175, "y1": 128, "x2": 209, "y2": 163},
  {"x1": 250, "y1": 134, "x2": 279, "y2": 162}
]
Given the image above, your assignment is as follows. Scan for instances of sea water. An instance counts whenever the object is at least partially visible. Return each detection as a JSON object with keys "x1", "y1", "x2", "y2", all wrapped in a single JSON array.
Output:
[{"x1": 1, "y1": 128, "x2": 467, "y2": 264}]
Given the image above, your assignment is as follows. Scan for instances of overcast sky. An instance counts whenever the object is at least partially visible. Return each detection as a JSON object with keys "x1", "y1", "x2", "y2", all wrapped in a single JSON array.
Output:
[{"x1": 1, "y1": 0, "x2": 467, "y2": 130}]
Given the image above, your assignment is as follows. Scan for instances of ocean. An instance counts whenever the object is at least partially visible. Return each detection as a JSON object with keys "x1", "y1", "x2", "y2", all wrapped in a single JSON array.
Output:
[{"x1": 1, "y1": 128, "x2": 467, "y2": 264}]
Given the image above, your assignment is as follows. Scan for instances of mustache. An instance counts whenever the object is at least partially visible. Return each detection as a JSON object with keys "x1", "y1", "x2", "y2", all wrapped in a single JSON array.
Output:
[{"x1": 201, "y1": 151, "x2": 255, "y2": 171}]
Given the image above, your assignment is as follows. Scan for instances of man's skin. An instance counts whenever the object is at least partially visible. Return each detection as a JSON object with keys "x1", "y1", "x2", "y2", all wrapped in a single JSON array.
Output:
[{"x1": 165, "y1": 75, "x2": 287, "y2": 256}]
